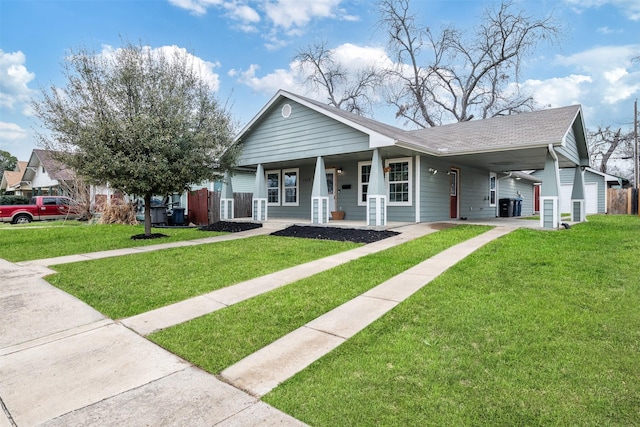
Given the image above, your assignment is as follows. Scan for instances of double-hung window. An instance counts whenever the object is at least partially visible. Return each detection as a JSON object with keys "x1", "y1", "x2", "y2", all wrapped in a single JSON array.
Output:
[
  {"x1": 386, "y1": 158, "x2": 412, "y2": 206},
  {"x1": 267, "y1": 170, "x2": 280, "y2": 205},
  {"x1": 357, "y1": 161, "x2": 372, "y2": 206},
  {"x1": 282, "y1": 168, "x2": 299, "y2": 206}
]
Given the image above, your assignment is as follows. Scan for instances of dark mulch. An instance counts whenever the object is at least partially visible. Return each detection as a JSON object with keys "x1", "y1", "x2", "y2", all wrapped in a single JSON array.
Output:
[
  {"x1": 271, "y1": 225, "x2": 399, "y2": 244},
  {"x1": 199, "y1": 221, "x2": 263, "y2": 233},
  {"x1": 131, "y1": 233, "x2": 169, "y2": 240}
]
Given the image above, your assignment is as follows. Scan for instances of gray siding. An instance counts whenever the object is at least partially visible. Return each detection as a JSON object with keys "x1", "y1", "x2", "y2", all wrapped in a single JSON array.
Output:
[
  {"x1": 497, "y1": 176, "x2": 536, "y2": 216},
  {"x1": 558, "y1": 168, "x2": 606, "y2": 214},
  {"x1": 459, "y1": 167, "x2": 497, "y2": 219},
  {"x1": 556, "y1": 128, "x2": 581, "y2": 165},
  {"x1": 419, "y1": 158, "x2": 451, "y2": 221},
  {"x1": 238, "y1": 99, "x2": 371, "y2": 166},
  {"x1": 543, "y1": 200, "x2": 554, "y2": 228}
]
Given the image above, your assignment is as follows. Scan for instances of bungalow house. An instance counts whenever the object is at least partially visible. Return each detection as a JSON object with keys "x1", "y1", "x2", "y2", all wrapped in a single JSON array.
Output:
[
  {"x1": 233, "y1": 90, "x2": 590, "y2": 229},
  {"x1": 1, "y1": 161, "x2": 30, "y2": 196},
  {"x1": 22, "y1": 149, "x2": 76, "y2": 196}
]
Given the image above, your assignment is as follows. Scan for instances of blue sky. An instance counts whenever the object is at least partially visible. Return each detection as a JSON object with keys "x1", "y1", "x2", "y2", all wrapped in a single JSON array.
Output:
[{"x1": 1, "y1": 0, "x2": 639, "y2": 161}]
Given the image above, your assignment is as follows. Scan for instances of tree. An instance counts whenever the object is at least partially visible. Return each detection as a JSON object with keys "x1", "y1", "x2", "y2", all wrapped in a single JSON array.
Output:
[
  {"x1": 33, "y1": 42, "x2": 237, "y2": 236},
  {"x1": 294, "y1": 41, "x2": 384, "y2": 116},
  {"x1": 588, "y1": 126, "x2": 634, "y2": 177},
  {"x1": 0, "y1": 150, "x2": 18, "y2": 177},
  {"x1": 378, "y1": 0, "x2": 559, "y2": 127}
]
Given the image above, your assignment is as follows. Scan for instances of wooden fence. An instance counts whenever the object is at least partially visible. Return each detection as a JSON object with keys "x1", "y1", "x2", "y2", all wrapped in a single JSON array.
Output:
[
  {"x1": 607, "y1": 188, "x2": 639, "y2": 215},
  {"x1": 187, "y1": 189, "x2": 253, "y2": 225}
]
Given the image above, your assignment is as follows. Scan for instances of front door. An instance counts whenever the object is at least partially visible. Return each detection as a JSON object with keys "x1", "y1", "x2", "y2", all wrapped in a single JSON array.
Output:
[
  {"x1": 450, "y1": 168, "x2": 459, "y2": 219},
  {"x1": 325, "y1": 168, "x2": 337, "y2": 212}
]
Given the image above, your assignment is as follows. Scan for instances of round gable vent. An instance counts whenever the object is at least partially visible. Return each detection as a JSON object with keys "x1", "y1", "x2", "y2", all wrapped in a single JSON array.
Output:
[{"x1": 281, "y1": 103, "x2": 292, "y2": 118}]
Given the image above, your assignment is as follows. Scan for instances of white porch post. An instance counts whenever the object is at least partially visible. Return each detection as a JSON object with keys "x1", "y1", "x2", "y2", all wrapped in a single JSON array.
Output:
[
  {"x1": 367, "y1": 149, "x2": 387, "y2": 226},
  {"x1": 311, "y1": 156, "x2": 330, "y2": 224},
  {"x1": 252, "y1": 164, "x2": 268, "y2": 222},
  {"x1": 220, "y1": 170, "x2": 234, "y2": 220},
  {"x1": 571, "y1": 167, "x2": 587, "y2": 223},
  {"x1": 540, "y1": 146, "x2": 561, "y2": 229}
]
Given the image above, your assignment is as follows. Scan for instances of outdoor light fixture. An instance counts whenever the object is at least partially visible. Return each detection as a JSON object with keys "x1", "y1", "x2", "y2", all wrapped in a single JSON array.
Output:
[
  {"x1": 428, "y1": 168, "x2": 437, "y2": 175},
  {"x1": 337, "y1": 167, "x2": 343, "y2": 174}
]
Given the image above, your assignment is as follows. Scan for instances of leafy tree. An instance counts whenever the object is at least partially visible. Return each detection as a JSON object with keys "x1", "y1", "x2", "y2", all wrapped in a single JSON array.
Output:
[
  {"x1": 0, "y1": 149, "x2": 18, "y2": 177},
  {"x1": 33, "y1": 42, "x2": 237, "y2": 236},
  {"x1": 378, "y1": 0, "x2": 559, "y2": 127},
  {"x1": 294, "y1": 40, "x2": 383, "y2": 116}
]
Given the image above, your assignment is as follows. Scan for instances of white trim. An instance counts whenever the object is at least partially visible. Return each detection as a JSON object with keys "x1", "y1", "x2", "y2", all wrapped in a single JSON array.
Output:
[
  {"x1": 571, "y1": 199, "x2": 586, "y2": 222},
  {"x1": 414, "y1": 155, "x2": 420, "y2": 222},
  {"x1": 357, "y1": 161, "x2": 372, "y2": 207},
  {"x1": 253, "y1": 198, "x2": 268, "y2": 221},
  {"x1": 540, "y1": 196, "x2": 558, "y2": 229},
  {"x1": 220, "y1": 198, "x2": 234, "y2": 220},
  {"x1": 282, "y1": 168, "x2": 300, "y2": 206},
  {"x1": 266, "y1": 170, "x2": 280, "y2": 206},
  {"x1": 385, "y1": 157, "x2": 412, "y2": 206},
  {"x1": 311, "y1": 196, "x2": 330, "y2": 224},
  {"x1": 489, "y1": 172, "x2": 497, "y2": 207}
]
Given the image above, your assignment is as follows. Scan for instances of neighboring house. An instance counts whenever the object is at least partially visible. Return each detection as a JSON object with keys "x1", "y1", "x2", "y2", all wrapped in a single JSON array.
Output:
[
  {"x1": 1, "y1": 161, "x2": 31, "y2": 197},
  {"x1": 233, "y1": 90, "x2": 590, "y2": 229},
  {"x1": 21, "y1": 149, "x2": 76, "y2": 196}
]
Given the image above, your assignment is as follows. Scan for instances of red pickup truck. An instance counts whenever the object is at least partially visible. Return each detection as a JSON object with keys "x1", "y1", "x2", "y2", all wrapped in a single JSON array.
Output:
[{"x1": 0, "y1": 196, "x2": 80, "y2": 224}]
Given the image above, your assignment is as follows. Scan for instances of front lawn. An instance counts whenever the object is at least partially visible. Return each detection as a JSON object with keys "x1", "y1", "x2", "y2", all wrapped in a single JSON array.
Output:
[
  {"x1": 149, "y1": 225, "x2": 491, "y2": 374},
  {"x1": 0, "y1": 223, "x2": 222, "y2": 262},
  {"x1": 264, "y1": 215, "x2": 640, "y2": 426},
  {"x1": 47, "y1": 235, "x2": 359, "y2": 318}
]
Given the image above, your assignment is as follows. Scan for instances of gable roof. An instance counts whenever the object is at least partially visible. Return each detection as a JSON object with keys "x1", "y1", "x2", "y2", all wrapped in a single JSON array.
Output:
[
  {"x1": 1, "y1": 161, "x2": 28, "y2": 190},
  {"x1": 26, "y1": 149, "x2": 76, "y2": 182},
  {"x1": 236, "y1": 89, "x2": 589, "y2": 171}
]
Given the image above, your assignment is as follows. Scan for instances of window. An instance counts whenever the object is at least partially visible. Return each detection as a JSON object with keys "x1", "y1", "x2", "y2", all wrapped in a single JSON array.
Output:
[
  {"x1": 489, "y1": 173, "x2": 497, "y2": 207},
  {"x1": 358, "y1": 161, "x2": 371, "y2": 206},
  {"x1": 386, "y1": 158, "x2": 412, "y2": 205},
  {"x1": 283, "y1": 168, "x2": 299, "y2": 206},
  {"x1": 267, "y1": 170, "x2": 280, "y2": 205}
]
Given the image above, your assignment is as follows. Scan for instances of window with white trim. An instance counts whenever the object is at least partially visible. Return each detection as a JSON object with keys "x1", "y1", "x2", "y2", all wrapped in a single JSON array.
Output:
[
  {"x1": 489, "y1": 172, "x2": 497, "y2": 207},
  {"x1": 358, "y1": 161, "x2": 372, "y2": 206},
  {"x1": 283, "y1": 168, "x2": 299, "y2": 206},
  {"x1": 267, "y1": 170, "x2": 280, "y2": 205},
  {"x1": 386, "y1": 157, "x2": 412, "y2": 206}
]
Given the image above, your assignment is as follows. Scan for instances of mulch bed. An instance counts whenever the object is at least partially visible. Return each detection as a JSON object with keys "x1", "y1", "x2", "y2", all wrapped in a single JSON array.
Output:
[
  {"x1": 271, "y1": 225, "x2": 399, "y2": 244},
  {"x1": 198, "y1": 221, "x2": 263, "y2": 233},
  {"x1": 132, "y1": 221, "x2": 399, "y2": 244}
]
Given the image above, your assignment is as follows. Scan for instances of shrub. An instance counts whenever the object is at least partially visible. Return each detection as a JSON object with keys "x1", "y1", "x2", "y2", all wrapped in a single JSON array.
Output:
[{"x1": 98, "y1": 199, "x2": 138, "y2": 225}]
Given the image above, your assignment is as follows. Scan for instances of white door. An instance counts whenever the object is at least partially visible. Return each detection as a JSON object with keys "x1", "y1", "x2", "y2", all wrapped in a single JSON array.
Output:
[{"x1": 325, "y1": 168, "x2": 337, "y2": 212}]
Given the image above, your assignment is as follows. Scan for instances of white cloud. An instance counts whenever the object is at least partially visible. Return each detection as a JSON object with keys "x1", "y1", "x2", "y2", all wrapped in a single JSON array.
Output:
[
  {"x1": 264, "y1": 0, "x2": 340, "y2": 29},
  {"x1": 522, "y1": 74, "x2": 593, "y2": 108},
  {"x1": 564, "y1": 0, "x2": 640, "y2": 20},
  {"x1": 168, "y1": 0, "x2": 358, "y2": 49},
  {"x1": 0, "y1": 121, "x2": 29, "y2": 142},
  {"x1": 230, "y1": 43, "x2": 393, "y2": 98},
  {"x1": 0, "y1": 50, "x2": 36, "y2": 111}
]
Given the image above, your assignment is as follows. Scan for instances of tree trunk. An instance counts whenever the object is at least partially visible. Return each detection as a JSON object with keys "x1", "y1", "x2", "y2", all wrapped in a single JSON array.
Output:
[{"x1": 144, "y1": 192, "x2": 152, "y2": 236}]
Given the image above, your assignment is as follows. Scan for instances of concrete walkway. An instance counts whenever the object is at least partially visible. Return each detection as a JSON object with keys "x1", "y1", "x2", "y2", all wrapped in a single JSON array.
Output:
[{"x1": 1, "y1": 222, "x2": 515, "y2": 426}]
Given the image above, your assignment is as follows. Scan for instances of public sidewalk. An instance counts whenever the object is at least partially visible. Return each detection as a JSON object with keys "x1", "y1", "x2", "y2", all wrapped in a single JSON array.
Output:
[{"x1": 1, "y1": 222, "x2": 515, "y2": 426}]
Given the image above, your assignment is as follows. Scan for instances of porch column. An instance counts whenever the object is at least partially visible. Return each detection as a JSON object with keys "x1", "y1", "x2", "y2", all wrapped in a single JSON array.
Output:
[
  {"x1": 571, "y1": 167, "x2": 586, "y2": 223},
  {"x1": 220, "y1": 170, "x2": 234, "y2": 220},
  {"x1": 367, "y1": 149, "x2": 387, "y2": 226},
  {"x1": 311, "y1": 156, "x2": 330, "y2": 224},
  {"x1": 540, "y1": 147, "x2": 561, "y2": 229},
  {"x1": 252, "y1": 164, "x2": 268, "y2": 222}
]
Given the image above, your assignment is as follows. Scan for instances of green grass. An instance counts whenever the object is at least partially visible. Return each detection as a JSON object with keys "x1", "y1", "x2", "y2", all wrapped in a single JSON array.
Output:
[
  {"x1": 47, "y1": 235, "x2": 359, "y2": 318},
  {"x1": 0, "y1": 223, "x2": 224, "y2": 262},
  {"x1": 263, "y1": 215, "x2": 640, "y2": 426},
  {"x1": 149, "y1": 225, "x2": 491, "y2": 374}
]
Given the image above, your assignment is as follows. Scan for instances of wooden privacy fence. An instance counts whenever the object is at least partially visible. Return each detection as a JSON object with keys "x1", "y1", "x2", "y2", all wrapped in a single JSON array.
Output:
[
  {"x1": 607, "y1": 188, "x2": 639, "y2": 215},
  {"x1": 187, "y1": 189, "x2": 253, "y2": 225}
]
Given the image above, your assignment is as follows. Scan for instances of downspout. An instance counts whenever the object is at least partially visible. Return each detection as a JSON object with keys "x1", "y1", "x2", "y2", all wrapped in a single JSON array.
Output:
[{"x1": 548, "y1": 144, "x2": 562, "y2": 227}]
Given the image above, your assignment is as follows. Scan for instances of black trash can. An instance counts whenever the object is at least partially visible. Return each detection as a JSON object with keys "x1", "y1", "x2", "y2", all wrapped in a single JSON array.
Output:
[
  {"x1": 499, "y1": 198, "x2": 514, "y2": 217},
  {"x1": 514, "y1": 198, "x2": 523, "y2": 217},
  {"x1": 172, "y1": 207, "x2": 185, "y2": 225},
  {"x1": 150, "y1": 206, "x2": 167, "y2": 225}
]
